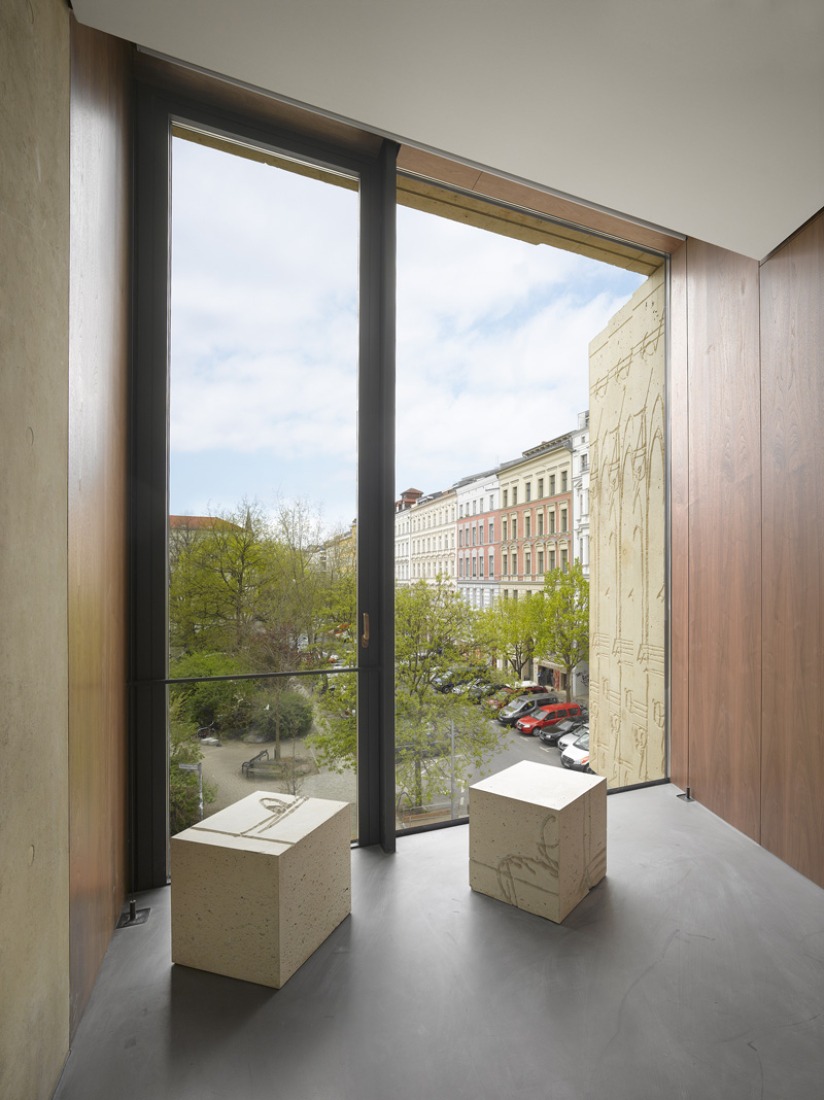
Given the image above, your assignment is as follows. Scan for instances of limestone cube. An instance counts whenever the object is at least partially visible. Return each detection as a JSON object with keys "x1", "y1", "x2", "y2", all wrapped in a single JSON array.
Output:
[
  {"x1": 171, "y1": 790, "x2": 351, "y2": 988},
  {"x1": 469, "y1": 761, "x2": 606, "y2": 923}
]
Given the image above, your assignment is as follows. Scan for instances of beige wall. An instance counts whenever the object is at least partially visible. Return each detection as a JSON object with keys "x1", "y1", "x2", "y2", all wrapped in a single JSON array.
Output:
[
  {"x1": 588, "y1": 268, "x2": 666, "y2": 786},
  {"x1": 0, "y1": 2, "x2": 72, "y2": 1098}
]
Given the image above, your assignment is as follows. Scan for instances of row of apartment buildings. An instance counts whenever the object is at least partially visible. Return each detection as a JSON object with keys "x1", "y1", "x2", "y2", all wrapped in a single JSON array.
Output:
[{"x1": 395, "y1": 411, "x2": 590, "y2": 609}]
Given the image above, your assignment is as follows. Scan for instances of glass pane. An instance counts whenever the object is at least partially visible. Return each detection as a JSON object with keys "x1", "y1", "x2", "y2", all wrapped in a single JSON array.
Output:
[
  {"x1": 169, "y1": 671, "x2": 357, "y2": 839},
  {"x1": 168, "y1": 131, "x2": 360, "y2": 836},
  {"x1": 394, "y1": 190, "x2": 661, "y2": 826}
]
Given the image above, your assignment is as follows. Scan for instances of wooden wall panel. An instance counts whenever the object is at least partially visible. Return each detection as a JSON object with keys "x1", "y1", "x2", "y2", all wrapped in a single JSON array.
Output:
[
  {"x1": 686, "y1": 239, "x2": 762, "y2": 841},
  {"x1": 68, "y1": 19, "x2": 132, "y2": 1033},
  {"x1": 668, "y1": 244, "x2": 689, "y2": 789},
  {"x1": 760, "y1": 211, "x2": 824, "y2": 889}
]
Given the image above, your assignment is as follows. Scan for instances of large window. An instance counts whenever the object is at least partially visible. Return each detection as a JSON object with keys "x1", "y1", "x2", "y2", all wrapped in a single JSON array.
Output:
[{"x1": 132, "y1": 77, "x2": 668, "y2": 879}]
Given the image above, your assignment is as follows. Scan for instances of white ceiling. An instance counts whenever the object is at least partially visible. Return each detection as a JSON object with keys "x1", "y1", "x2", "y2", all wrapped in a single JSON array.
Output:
[{"x1": 72, "y1": 0, "x2": 824, "y2": 260}]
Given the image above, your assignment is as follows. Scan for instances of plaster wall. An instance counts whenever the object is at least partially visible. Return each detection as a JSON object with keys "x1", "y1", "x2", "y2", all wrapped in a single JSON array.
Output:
[
  {"x1": 0, "y1": 1, "x2": 72, "y2": 1097},
  {"x1": 588, "y1": 268, "x2": 666, "y2": 786}
]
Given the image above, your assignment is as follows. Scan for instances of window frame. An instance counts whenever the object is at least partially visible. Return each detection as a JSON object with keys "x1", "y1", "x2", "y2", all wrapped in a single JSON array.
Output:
[{"x1": 131, "y1": 84, "x2": 399, "y2": 886}]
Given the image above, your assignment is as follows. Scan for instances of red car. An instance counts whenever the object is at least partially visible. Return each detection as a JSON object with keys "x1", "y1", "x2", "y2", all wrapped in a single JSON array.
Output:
[{"x1": 515, "y1": 702, "x2": 583, "y2": 736}]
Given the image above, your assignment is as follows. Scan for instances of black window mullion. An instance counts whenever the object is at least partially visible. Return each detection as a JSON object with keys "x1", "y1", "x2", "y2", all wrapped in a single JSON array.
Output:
[{"x1": 357, "y1": 140, "x2": 398, "y2": 852}]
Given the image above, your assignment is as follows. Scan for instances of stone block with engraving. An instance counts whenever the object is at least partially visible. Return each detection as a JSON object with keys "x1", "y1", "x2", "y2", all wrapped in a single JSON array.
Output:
[
  {"x1": 171, "y1": 790, "x2": 350, "y2": 988},
  {"x1": 469, "y1": 761, "x2": 606, "y2": 923}
]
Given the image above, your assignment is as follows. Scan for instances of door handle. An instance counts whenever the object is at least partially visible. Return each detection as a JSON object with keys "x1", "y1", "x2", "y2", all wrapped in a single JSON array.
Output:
[{"x1": 361, "y1": 612, "x2": 370, "y2": 648}]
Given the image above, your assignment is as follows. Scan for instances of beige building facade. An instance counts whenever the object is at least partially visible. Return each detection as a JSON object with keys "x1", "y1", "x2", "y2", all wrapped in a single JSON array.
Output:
[
  {"x1": 496, "y1": 436, "x2": 574, "y2": 601},
  {"x1": 588, "y1": 267, "x2": 666, "y2": 786}
]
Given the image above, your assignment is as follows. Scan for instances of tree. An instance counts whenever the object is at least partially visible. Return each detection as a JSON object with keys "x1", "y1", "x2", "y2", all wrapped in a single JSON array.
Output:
[
  {"x1": 311, "y1": 578, "x2": 502, "y2": 815},
  {"x1": 538, "y1": 562, "x2": 589, "y2": 701},
  {"x1": 169, "y1": 502, "x2": 271, "y2": 658},
  {"x1": 476, "y1": 593, "x2": 545, "y2": 680}
]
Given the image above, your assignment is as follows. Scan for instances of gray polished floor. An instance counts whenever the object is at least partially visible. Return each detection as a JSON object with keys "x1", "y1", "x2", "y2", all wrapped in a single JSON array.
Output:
[{"x1": 54, "y1": 785, "x2": 824, "y2": 1100}]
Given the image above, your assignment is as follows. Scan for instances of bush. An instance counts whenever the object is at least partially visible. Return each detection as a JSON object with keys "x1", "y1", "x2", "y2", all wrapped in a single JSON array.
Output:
[
  {"x1": 168, "y1": 701, "x2": 216, "y2": 833},
  {"x1": 170, "y1": 653, "x2": 255, "y2": 735},
  {"x1": 254, "y1": 689, "x2": 314, "y2": 742}
]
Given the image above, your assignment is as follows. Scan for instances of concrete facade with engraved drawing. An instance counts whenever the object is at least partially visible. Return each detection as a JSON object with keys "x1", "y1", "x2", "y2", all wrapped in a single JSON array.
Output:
[{"x1": 588, "y1": 267, "x2": 666, "y2": 785}]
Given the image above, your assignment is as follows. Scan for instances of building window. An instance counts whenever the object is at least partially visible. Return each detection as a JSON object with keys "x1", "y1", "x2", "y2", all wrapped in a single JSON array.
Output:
[
  {"x1": 525, "y1": 514, "x2": 531, "y2": 538},
  {"x1": 502, "y1": 519, "x2": 507, "y2": 541},
  {"x1": 561, "y1": 548, "x2": 568, "y2": 571},
  {"x1": 537, "y1": 511, "x2": 544, "y2": 536},
  {"x1": 479, "y1": 525, "x2": 484, "y2": 545},
  {"x1": 488, "y1": 553, "x2": 494, "y2": 578},
  {"x1": 502, "y1": 554, "x2": 508, "y2": 577},
  {"x1": 549, "y1": 549, "x2": 556, "y2": 570},
  {"x1": 561, "y1": 470, "x2": 568, "y2": 492},
  {"x1": 512, "y1": 552, "x2": 518, "y2": 576},
  {"x1": 488, "y1": 494, "x2": 494, "y2": 511},
  {"x1": 472, "y1": 556, "x2": 477, "y2": 577},
  {"x1": 549, "y1": 474, "x2": 556, "y2": 495},
  {"x1": 581, "y1": 453, "x2": 588, "y2": 472},
  {"x1": 472, "y1": 526, "x2": 477, "y2": 545},
  {"x1": 512, "y1": 486, "x2": 518, "y2": 506},
  {"x1": 502, "y1": 489, "x2": 508, "y2": 507},
  {"x1": 488, "y1": 520, "x2": 494, "y2": 543},
  {"x1": 537, "y1": 550, "x2": 544, "y2": 574},
  {"x1": 479, "y1": 556, "x2": 484, "y2": 578},
  {"x1": 549, "y1": 510, "x2": 556, "y2": 534},
  {"x1": 512, "y1": 518, "x2": 517, "y2": 540},
  {"x1": 525, "y1": 551, "x2": 531, "y2": 576},
  {"x1": 538, "y1": 477, "x2": 544, "y2": 498},
  {"x1": 525, "y1": 482, "x2": 531, "y2": 502},
  {"x1": 561, "y1": 508, "x2": 568, "y2": 533}
]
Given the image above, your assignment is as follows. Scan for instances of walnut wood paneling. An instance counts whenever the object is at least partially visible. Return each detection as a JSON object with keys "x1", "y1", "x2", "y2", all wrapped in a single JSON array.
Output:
[
  {"x1": 398, "y1": 146, "x2": 684, "y2": 257},
  {"x1": 68, "y1": 19, "x2": 132, "y2": 1034},
  {"x1": 760, "y1": 210, "x2": 824, "y2": 889},
  {"x1": 668, "y1": 243, "x2": 689, "y2": 789},
  {"x1": 686, "y1": 239, "x2": 761, "y2": 841}
]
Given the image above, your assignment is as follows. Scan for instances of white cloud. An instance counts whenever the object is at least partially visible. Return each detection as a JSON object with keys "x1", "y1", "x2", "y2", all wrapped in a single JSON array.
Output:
[{"x1": 168, "y1": 133, "x2": 645, "y2": 532}]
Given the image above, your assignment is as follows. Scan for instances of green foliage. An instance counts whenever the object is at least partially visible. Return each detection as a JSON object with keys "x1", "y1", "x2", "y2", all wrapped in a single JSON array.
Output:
[
  {"x1": 256, "y1": 690, "x2": 314, "y2": 742},
  {"x1": 311, "y1": 580, "x2": 504, "y2": 809},
  {"x1": 393, "y1": 580, "x2": 501, "y2": 812},
  {"x1": 476, "y1": 592, "x2": 545, "y2": 678},
  {"x1": 169, "y1": 701, "x2": 216, "y2": 835},
  {"x1": 170, "y1": 652, "x2": 255, "y2": 735},
  {"x1": 395, "y1": 578, "x2": 475, "y2": 701},
  {"x1": 309, "y1": 672, "x2": 357, "y2": 773},
  {"x1": 395, "y1": 687, "x2": 501, "y2": 815},
  {"x1": 169, "y1": 499, "x2": 335, "y2": 671},
  {"x1": 539, "y1": 562, "x2": 589, "y2": 699}
]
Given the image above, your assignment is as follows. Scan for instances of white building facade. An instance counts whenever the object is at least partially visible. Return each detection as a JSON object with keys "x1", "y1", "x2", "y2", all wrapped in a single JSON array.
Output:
[{"x1": 406, "y1": 489, "x2": 457, "y2": 585}]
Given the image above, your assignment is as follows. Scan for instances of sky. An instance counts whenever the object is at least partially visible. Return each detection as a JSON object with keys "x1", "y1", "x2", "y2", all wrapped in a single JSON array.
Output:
[{"x1": 170, "y1": 135, "x2": 646, "y2": 536}]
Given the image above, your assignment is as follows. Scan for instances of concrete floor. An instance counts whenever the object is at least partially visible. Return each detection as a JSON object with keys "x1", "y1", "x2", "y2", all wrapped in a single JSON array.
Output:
[{"x1": 54, "y1": 785, "x2": 824, "y2": 1100}]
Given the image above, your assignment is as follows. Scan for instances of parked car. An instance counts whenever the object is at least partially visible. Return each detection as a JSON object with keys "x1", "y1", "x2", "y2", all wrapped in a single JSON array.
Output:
[
  {"x1": 556, "y1": 722, "x2": 589, "y2": 752},
  {"x1": 485, "y1": 684, "x2": 545, "y2": 710},
  {"x1": 515, "y1": 702, "x2": 584, "y2": 736},
  {"x1": 537, "y1": 716, "x2": 587, "y2": 747},
  {"x1": 497, "y1": 692, "x2": 559, "y2": 726},
  {"x1": 463, "y1": 678, "x2": 501, "y2": 702},
  {"x1": 560, "y1": 730, "x2": 592, "y2": 772}
]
